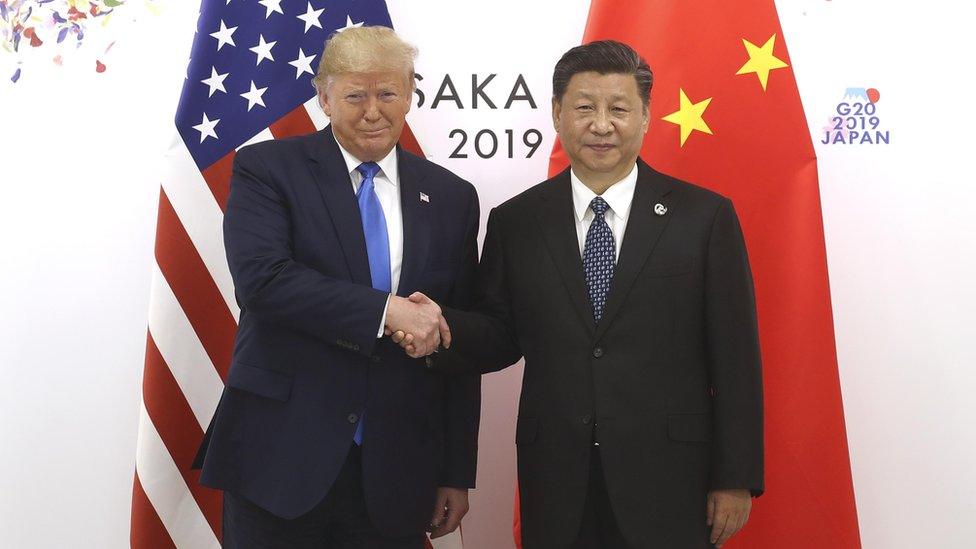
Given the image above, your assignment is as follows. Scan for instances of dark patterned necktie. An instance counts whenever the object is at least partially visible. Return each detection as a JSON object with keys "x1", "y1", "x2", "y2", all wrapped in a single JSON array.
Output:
[{"x1": 582, "y1": 196, "x2": 615, "y2": 323}]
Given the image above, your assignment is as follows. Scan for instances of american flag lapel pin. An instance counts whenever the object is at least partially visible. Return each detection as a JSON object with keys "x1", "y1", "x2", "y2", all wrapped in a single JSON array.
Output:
[{"x1": 420, "y1": 192, "x2": 430, "y2": 203}]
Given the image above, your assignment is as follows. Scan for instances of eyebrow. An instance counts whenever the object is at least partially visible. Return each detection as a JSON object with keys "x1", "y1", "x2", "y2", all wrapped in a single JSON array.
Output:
[{"x1": 574, "y1": 91, "x2": 630, "y2": 102}]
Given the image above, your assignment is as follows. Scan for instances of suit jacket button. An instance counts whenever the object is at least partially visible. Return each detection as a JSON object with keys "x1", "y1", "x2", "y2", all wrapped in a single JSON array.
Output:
[
  {"x1": 347, "y1": 413, "x2": 359, "y2": 424},
  {"x1": 592, "y1": 347, "x2": 604, "y2": 358},
  {"x1": 582, "y1": 414, "x2": 592, "y2": 425}
]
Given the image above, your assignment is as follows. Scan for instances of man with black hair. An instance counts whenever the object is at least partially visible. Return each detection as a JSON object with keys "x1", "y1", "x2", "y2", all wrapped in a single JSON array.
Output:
[{"x1": 397, "y1": 40, "x2": 763, "y2": 548}]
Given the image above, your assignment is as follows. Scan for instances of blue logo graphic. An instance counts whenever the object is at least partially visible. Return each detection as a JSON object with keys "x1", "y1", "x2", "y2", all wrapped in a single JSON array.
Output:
[{"x1": 821, "y1": 87, "x2": 889, "y2": 145}]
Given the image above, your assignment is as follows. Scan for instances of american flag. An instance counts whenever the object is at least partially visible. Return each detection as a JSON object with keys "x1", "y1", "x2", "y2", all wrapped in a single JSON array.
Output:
[{"x1": 130, "y1": 1, "x2": 455, "y2": 547}]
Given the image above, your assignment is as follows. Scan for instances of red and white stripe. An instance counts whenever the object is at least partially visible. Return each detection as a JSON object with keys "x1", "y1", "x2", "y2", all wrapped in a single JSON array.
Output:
[{"x1": 130, "y1": 104, "x2": 463, "y2": 549}]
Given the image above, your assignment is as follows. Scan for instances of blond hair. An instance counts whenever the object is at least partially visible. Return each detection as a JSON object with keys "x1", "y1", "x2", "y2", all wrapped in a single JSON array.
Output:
[{"x1": 312, "y1": 26, "x2": 418, "y2": 91}]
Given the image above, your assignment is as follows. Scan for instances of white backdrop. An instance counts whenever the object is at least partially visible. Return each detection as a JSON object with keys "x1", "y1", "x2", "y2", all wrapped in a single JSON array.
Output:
[
  {"x1": 782, "y1": 2, "x2": 976, "y2": 546},
  {"x1": 1, "y1": 1, "x2": 974, "y2": 548}
]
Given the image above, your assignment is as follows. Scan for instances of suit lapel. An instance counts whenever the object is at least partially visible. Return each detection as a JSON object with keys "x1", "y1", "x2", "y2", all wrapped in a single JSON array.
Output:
[
  {"x1": 395, "y1": 149, "x2": 431, "y2": 297},
  {"x1": 595, "y1": 160, "x2": 677, "y2": 342},
  {"x1": 305, "y1": 126, "x2": 373, "y2": 287},
  {"x1": 536, "y1": 170, "x2": 595, "y2": 337}
]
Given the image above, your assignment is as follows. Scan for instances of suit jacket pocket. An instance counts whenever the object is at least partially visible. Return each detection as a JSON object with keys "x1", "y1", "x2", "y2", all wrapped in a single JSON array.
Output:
[
  {"x1": 668, "y1": 413, "x2": 711, "y2": 443},
  {"x1": 515, "y1": 417, "x2": 539, "y2": 445},
  {"x1": 226, "y1": 361, "x2": 294, "y2": 402},
  {"x1": 643, "y1": 258, "x2": 695, "y2": 278}
]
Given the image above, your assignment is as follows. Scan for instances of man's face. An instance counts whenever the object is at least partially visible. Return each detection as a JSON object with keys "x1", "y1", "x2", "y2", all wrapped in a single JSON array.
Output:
[
  {"x1": 552, "y1": 71, "x2": 649, "y2": 185},
  {"x1": 319, "y1": 70, "x2": 412, "y2": 161}
]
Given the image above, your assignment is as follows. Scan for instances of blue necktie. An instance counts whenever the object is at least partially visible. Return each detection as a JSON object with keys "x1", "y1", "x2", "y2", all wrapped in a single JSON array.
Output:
[
  {"x1": 354, "y1": 161, "x2": 390, "y2": 445},
  {"x1": 582, "y1": 196, "x2": 615, "y2": 324}
]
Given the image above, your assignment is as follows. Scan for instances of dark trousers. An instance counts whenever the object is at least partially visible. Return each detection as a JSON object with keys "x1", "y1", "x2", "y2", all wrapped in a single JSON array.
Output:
[
  {"x1": 222, "y1": 445, "x2": 425, "y2": 549},
  {"x1": 572, "y1": 446, "x2": 630, "y2": 549}
]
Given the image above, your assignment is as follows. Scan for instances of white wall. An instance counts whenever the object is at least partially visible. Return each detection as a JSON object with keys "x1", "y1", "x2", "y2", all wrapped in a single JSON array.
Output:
[
  {"x1": 0, "y1": 3, "x2": 199, "y2": 547},
  {"x1": 1, "y1": 1, "x2": 975, "y2": 548},
  {"x1": 779, "y1": 2, "x2": 976, "y2": 547}
]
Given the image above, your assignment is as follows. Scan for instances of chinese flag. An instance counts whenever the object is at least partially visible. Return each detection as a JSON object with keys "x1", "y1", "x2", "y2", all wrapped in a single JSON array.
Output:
[{"x1": 528, "y1": 0, "x2": 862, "y2": 547}]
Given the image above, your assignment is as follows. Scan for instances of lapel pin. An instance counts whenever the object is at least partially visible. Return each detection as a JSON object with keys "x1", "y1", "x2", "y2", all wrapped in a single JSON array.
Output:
[
  {"x1": 654, "y1": 203, "x2": 668, "y2": 216},
  {"x1": 420, "y1": 192, "x2": 430, "y2": 203}
]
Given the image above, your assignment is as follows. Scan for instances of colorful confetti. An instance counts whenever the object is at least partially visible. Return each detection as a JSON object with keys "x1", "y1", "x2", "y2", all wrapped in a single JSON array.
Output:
[{"x1": 0, "y1": 0, "x2": 160, "y2": 83}]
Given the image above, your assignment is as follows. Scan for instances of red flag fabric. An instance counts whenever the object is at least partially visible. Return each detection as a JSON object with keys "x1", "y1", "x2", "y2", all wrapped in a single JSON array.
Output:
[{"x1": 524, "y1": 1, "x2": 862, "y2": 547}]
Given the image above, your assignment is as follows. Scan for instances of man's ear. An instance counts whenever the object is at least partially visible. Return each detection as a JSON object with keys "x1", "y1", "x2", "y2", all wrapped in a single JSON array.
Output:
[
  {"x1": 552, "y1": 96, "x2": 562, "y2": 132},
  {"x1": 405, "y1": 73, "x2": 416, "y2": 114}
]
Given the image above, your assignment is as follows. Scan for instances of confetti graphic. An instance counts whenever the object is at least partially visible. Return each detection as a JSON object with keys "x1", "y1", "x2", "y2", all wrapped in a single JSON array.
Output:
[{"x1": 0, "y1": 0, "x2": 160, "y2": 83}]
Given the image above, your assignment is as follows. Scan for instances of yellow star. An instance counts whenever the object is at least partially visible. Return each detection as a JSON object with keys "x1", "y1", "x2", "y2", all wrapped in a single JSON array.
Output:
[
  {"x1": 661, "y1": 88, "x2": 713, "y2": 147},
  {"x1": 736, "y1": 34, "x2": 789, "y2": 91}
]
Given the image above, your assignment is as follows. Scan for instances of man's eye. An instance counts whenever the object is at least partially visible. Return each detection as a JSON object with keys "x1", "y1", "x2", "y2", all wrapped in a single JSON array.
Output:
[{"x1": 577, "y1": 105, "x2": 593, "y2": 111}]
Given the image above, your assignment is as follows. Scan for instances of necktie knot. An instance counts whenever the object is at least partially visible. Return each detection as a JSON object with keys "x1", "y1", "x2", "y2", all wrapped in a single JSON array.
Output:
[
  {"x1": 590, "y1": 196, "x2": 610, "y2": 217},
  {"x1": 356, "y1": 161, "x2": 381, "y2": 181}
]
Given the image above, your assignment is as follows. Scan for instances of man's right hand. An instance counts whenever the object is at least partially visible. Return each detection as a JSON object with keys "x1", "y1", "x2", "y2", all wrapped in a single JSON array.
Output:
[
  {"x1": 384, "y1": 294, "x2": 445, "y2": 357},
  {"x1": 388, "y1": 292, "x2": 451, "y2": 358}
]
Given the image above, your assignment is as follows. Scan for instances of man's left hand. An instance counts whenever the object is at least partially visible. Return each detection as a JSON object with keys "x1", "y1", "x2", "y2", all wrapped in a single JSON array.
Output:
[
  {"x1": 428, "y1": 487, "x2": 469, "y2": 539},
  {"x1": 706, "y1": 489, "x2": 751, "y2": 547}
]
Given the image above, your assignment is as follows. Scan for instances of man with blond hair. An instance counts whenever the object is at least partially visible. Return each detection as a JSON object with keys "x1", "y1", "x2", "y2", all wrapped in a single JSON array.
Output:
[{"x1": 194, "y1": 26, "x2": 481, "y2": 548}]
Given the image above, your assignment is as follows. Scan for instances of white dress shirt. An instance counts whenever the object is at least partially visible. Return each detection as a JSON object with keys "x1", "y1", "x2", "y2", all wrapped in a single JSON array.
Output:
[
  {"x1": 334, "y1": 136, "x2": 403, "y2": 336},
  {"x1": 570, "y1": 163, "x2": 639, "y2": 261}
]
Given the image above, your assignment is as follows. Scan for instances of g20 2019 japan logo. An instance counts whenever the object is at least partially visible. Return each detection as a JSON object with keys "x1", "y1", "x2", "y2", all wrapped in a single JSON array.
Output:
[{"x1": 821, "y1": 87, "x2": 889, "y2": 145}]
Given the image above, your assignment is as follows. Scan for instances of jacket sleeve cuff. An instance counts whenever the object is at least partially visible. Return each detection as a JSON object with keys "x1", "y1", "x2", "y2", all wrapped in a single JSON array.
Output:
[{"x1": 375, "y1": 294, "x2": 391, "y2": 338}]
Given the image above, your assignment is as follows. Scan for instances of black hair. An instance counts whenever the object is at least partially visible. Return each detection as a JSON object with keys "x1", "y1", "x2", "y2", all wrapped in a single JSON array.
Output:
[{"x1": 552, "y1": 40, "x2": 653, "y2": 107}]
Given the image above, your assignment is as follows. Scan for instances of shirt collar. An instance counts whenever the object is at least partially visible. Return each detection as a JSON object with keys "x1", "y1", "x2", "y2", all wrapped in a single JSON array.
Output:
[
  {"x1": 570, "y1": 162, "x2": 639, "y2": 223},
  {"x1": 333, "y1": 133, "x2": 399, "y2": 186}
]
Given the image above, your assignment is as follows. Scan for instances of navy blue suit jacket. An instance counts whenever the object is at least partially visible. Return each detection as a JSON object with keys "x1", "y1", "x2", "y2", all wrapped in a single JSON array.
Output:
[{"x1": 195, "y1": 126, "x2": 481, "y2": 537}]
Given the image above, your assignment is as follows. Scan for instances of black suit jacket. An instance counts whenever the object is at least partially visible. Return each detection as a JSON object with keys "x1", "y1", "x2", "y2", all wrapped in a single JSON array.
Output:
[
  {"x1": 436, "y1": 160, "x2": 763, "y2": 548},
  {"x1": 194, "y1": 126, "x2": 481, "y2": 537}
]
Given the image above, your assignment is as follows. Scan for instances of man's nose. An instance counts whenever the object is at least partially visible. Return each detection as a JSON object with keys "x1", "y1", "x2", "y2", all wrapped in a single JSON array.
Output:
[
  {"x1": 363, "y1": 97, "x2": 381, "y2": 121},
  {"x1": 591, "y1": 109, "x2": 613, "y2": 134}
]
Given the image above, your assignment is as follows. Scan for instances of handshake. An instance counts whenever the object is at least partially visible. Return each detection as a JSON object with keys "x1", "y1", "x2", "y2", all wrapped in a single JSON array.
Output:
[{"x1": 383, "y1": 292, "x2": 451, "y2": 358}]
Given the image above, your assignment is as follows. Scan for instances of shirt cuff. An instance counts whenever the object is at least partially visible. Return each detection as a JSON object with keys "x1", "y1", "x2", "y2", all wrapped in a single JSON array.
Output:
[{"x1": 377, "y1": 293, "x2": 392, "y2": 338}]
